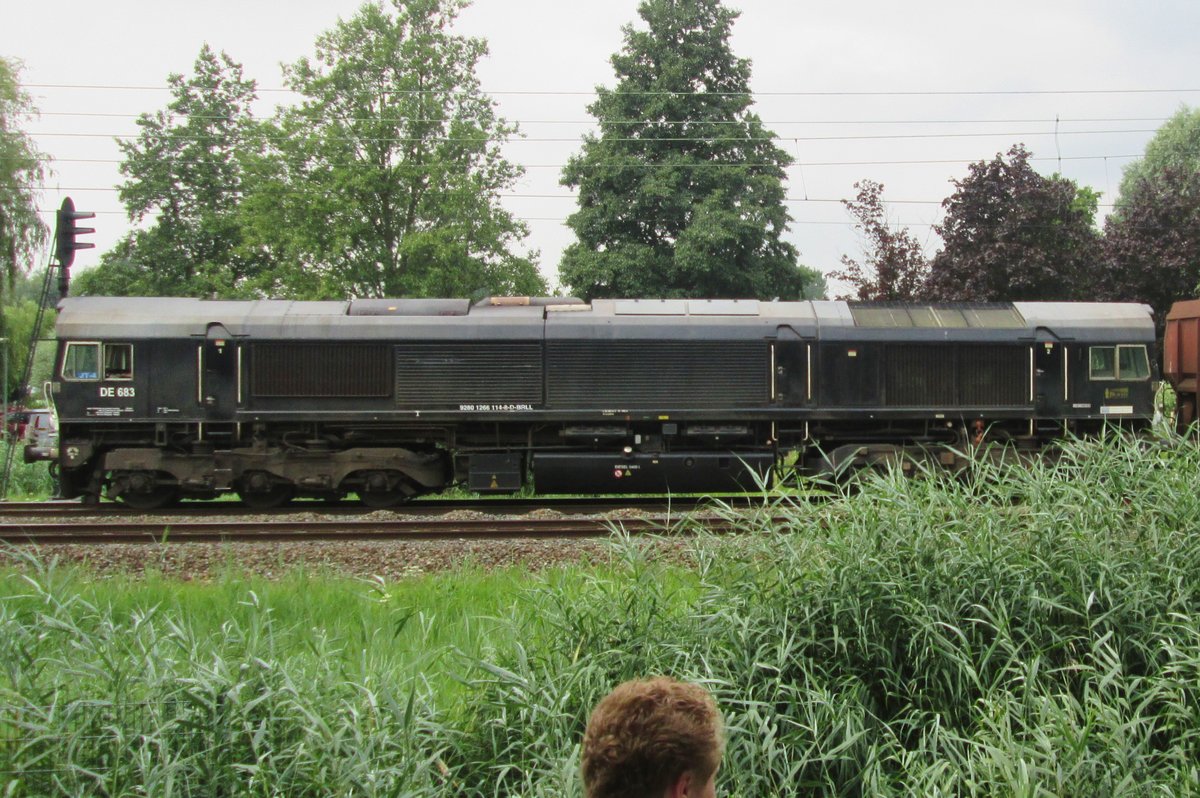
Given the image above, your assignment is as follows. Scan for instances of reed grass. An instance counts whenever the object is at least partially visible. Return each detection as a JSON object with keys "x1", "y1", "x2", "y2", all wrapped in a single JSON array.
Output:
[{"x1": 5, "y1": 433, "x2": 1200, "y2": 795}]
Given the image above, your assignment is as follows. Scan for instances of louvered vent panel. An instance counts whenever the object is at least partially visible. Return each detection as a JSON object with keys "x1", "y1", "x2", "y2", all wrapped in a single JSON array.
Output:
[
  {"x1": 547, "y1": 340, "x2": 768, "y2": 409},
  {"x1": 253, "y1": 344, "x2": 391, "y2": 398},
  {"x1": 884, "y1": 345, "x2": 1030, "y2": 407},
  {"x1": 959, "y1": 345, "x2": 1029, "y2": 406},
  {"x1": 395, "y1": 343, "x2": 543, "y2": 407},
  {"x1": 886, "y1": 346, "x2": 956, "y2": 406}
]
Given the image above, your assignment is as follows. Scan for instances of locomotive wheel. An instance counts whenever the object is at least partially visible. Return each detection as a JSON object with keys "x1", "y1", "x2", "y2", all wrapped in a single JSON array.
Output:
[
  {"x1": 112, "y1": 470, "x2": 179, "y2": 510},
  {"x1": 355, "y1": 469, "x2": 417, "y2": 509},
  {"x1": 236, "y1": 485, "x2": 295, "y2": 510},
  {"x1": 236, "y1": 470, "x2": 295, "y2": 510},
  {"x1": 119, "y1": 487, "x2": 180, "y2": 510}
]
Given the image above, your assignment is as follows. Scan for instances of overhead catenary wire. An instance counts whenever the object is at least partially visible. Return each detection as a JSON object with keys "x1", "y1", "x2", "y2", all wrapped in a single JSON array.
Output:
[
  {"x1": 29, "y1": 110, "x2": 1178, "y2": 126},
  {"x1": 7, "y1": 153, "x2": 1143, "y2": 168},
  {"x1": 32, "y1": 204, "x2": 1181, "y2": 240},
  {"x1": 21, "y1": 82, "x2": 1200, "y2": 96},
  {"x1": 33, "y1": 209, "x2": 944, "y2": 227},
  {"x1": 33, "y1": 188, "x2": 1123, "y2": 209},
  {"x1": 33, "y1": 211, "x2": 1183, "y2": 241},
  {"x1": 27, "y1": 128, "x2": 1160, "y2": 144},
  {"x1": 35, "y1": 208, "x2": 958, "y2": 234},
  {"x1": 18, "y1": 84, "x2": 1183, "y2": 249}
]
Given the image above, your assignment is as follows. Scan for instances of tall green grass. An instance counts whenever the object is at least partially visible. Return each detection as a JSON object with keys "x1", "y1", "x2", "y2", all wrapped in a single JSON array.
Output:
[
  {"x1": 0, "y1": 440, "x2": 54, "y2": 499},
  {"x1": 5, "y1": 434, "x2": 1200, "y2": 795},
  {"x1": 0, "y1": 563, "x2": 582, "y2": 796}
]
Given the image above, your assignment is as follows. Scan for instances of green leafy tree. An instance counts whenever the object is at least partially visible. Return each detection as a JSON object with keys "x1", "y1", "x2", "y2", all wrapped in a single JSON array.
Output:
[
  {"x1": 0, "y1": 270, "x2": 55, "y2": 401},
  {"x1": 927, "y1": 145, "x2": 1100, "y2": 302},
  {"x1": 243, "y1": 0, "x2": 544, "y2": 299},
  {"x1": 558, "y1": 0, "x2": 815, "y2": 301},
  {"x1": 796, "y1": 265, "x2": 828, "y2": 302},
  {"x1": 0, "y1": 299, "x2": 33, "y2": 400},
  {"x1": 76, "y1": 45, "x2": 264, "y2": 297},
  {"x1": 1099, "y1": 107, "x2": 1200, "y2": 327},
  {"x1": 1114, "y1": 106, "x2": 1200, "y2": 214},
  {"x1": 0, "y1": 57, "x2": 46, "y2": 286},
  {"x1": 832, "y1": 180, "x2": 930, "y2": 300},
  {"x1": 0, "y1": 58, "x2": 48, "y2": 405},
  {"x1": 72, "y1": 237, "x2": 150, "y2": 296}
]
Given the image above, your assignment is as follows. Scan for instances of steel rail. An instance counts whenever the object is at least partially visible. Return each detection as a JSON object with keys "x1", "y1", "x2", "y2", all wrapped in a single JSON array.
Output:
[
  {"x1": 0, "y1": 513, "x2": 764, "y2": 545},
  {"x1": 0, "y1": 495, "x2": 760, "y2": 518}
]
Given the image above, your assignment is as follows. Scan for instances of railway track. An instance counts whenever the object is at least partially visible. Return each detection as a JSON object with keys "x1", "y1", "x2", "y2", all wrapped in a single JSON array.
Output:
[
  {"x1": 0, "y1": 511, "x2": 766, "y2": 545},
  {"x1": 0, "y1": 495, "x2": 786, "y2": 545},
  {"x1": 0, "y1": 495, "x2": 758, "y2": 518}
]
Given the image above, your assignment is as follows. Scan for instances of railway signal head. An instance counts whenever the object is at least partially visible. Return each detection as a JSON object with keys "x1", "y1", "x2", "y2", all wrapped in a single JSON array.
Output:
[{"x1": 55, "y1": 197, "x2": 95, "y2": 268}]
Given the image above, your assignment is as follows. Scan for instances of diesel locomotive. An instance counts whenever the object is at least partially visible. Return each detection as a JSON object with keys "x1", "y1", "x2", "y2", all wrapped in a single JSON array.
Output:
[{"x1": 31, "y1": 295, "x2": 1157, "y2": 508}]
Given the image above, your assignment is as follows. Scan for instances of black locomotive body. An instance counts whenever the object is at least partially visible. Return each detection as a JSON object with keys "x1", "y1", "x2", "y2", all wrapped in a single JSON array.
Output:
[{"x1": 38, "y1": 296, "x2": 1157, "y2": 507}]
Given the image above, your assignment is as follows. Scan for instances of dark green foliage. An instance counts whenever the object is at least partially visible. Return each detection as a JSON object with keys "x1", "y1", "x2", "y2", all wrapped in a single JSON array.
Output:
[
  {"x1": 1100, "y1": 165, "x2": 1200, "y2": 328},
  {"x1": 74, "y1": 46, "x2": 267, "y2": 298},
  {"x1": 244, "y1": 0, "x2": 545, "y2": 300},
  {"x1": 0, "y1": 58, "x2": 46, "y2": 285},
  {"x1": 1099, "y1": 107, "x2": 1200, "y2": 327},
  {"x1": 927, "y1": 145, "x2": 1101, "y2": 302},
  {"x1": 0, "y1": 270, "x2": 54, "y2": 401},
  {"x1": 1113, "y1": 106, "x2": 1200, "y2": 216},
  {"x1": 85, "y1": 3, "x2": 545, "y2": 302},
  {"x1": 559, "y1": 0, "x2": 819, "y2": 301}
]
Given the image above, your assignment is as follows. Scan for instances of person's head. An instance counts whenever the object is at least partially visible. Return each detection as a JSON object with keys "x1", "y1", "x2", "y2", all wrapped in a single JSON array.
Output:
[{"x1": 581, "y1": 676, "x2": 724, "y2": 798}]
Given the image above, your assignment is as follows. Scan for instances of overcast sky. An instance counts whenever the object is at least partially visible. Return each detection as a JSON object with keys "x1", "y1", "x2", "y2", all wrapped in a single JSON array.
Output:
[{"x1": 4, "y1": 0, "x2": 1199, "y2": 295}]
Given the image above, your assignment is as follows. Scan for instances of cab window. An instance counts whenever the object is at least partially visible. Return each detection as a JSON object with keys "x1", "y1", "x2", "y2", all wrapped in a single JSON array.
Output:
[
  {"x1": 104, "y1": 343, "x2": 134, "y2": 380},
  {"x1": 62, "y1": 342, "x2": 100, "y2": 381},
  {"x1": 1118, "y1": 345, "x2": 1150, "y2": 380},
  {"x1": 1089, "y1": 347, "x2": 1115, "y2": 379},
  {"x1": 1089, "y1": 345, "x2": 1149, "y2": 381}
]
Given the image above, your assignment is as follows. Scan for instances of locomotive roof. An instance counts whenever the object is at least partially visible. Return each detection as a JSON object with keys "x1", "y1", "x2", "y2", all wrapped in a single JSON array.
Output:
[{"x1": 54, "y1": 296, "x2": 1155, "y2": 343}]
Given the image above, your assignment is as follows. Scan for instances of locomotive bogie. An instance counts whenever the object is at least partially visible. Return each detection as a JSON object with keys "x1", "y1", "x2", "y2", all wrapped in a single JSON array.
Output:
[
  {"x1": 40, "y1": 296, "x2": 1159, "y2": 506},
  {"x1": 97, "y1": 442, "x2": 450, "y2": 506}
]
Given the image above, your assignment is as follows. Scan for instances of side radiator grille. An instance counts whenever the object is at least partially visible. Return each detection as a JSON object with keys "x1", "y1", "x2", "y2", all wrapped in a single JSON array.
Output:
[
  {"x1": 885, "y1": 346, "x2": 956, "y2": 405},
  {"x1": 252, "y1": 344, "x2": 391, "y2": 398},
  {"x1": 884, "y1": 345, "x2": 1029, "y2": 407},
  {"x1": 396, "y1": 343, "x2": 543, "y2": 408},
  {"x1": 958, "y1": 345, "x2": 1030, "y2": 406},
  {"x1": 546, "y1": 340, "x2": 769, "y2": 409}
]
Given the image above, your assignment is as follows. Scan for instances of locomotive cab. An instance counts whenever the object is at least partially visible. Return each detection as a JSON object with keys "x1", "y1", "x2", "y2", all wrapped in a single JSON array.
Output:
[{"x1": 1019, "y1": 303, "x2": 1157, "y2": 433}]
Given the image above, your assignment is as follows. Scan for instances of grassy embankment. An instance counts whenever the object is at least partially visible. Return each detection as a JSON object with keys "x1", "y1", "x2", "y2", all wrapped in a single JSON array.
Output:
[{"x1": 3, "y1": 433, "x2": 1200, "y2": 796}]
